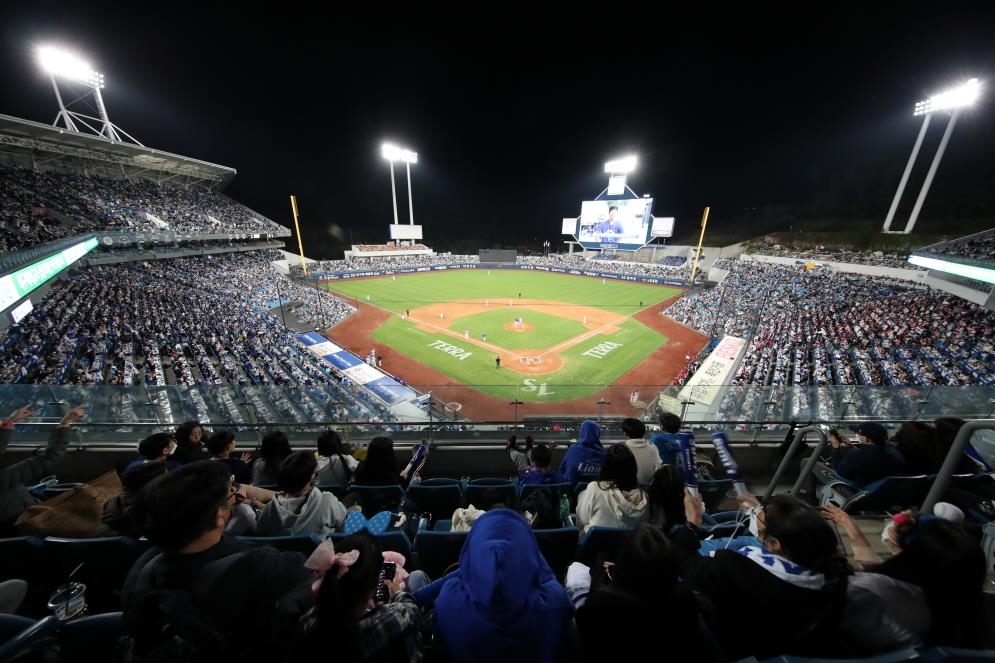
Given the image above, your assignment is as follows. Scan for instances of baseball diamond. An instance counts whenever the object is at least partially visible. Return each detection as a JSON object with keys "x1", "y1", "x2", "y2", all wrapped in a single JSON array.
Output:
[{"x1": 322, "y1": 270, "x2": 708, "y2": 419}]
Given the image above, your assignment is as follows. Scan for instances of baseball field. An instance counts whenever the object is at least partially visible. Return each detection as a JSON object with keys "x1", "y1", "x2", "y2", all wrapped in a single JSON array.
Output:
[{"x1": 321, "y1": 270, "x2": 709, "y2": 419}]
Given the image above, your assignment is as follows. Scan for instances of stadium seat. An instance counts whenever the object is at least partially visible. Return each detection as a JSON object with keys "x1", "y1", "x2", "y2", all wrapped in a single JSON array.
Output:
[
  {"x1": 59, "y1": 611, "x2": 124, "y2": 661},
  {"x1": 329, "y1": 530, "x2": 413, "y2": 560},
  {"x1": 348, "y1": 484, "x2": 406, "y2": 514},
  {"x1": 520, "y1": 481, "x2": 572, "y2": 501},
  {"x1": 405, "y1": 482, "x2": 464, "y2": 525},
  {"x1": 0, "y1": 614, "x2": 36, "y2": 643},
  {"x1": 533, "y1": 525, "x2": 579, "y2": 582},
  {"x1": 43, "y1": 536, "x2": 148, "y2": 614},
  {"x1": 0, "y1": 615, "x2": 59, "y2": 661},
  {"x1": 576, "y1": 526, "x2": 632, "y2": 567},
  {"x1": 236, "y1": 534, "x2": 321, "y2": 555},
  {"x1": 413, "y1": 529, "x2": 468, "y2": 579},
  {"x1": 463, "y1": 478, "x2": 517, "y2": 511},
  {"x1": 822, "y1": 475, "x2": 933, "y2": 514},
  {"x1": 0, "y1": 537, "x2": 59, "y2": 617},
  {"x1": 316, "y1": 485, "x2": 349, "y2": 500}
]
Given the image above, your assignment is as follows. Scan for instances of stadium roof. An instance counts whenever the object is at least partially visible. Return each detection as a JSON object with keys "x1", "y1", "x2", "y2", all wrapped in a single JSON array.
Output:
[{"x1": 0, "y1": 113, "x2": 236, "y2": 188}]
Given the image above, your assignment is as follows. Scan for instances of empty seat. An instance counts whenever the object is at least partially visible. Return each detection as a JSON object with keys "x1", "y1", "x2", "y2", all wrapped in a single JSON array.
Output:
[
  {"x1": 413, "y1": 529, "x2": 468, "y2": 579},
  {"x1": 463, "y1": 479, "x2": 517, "y2": 511}
]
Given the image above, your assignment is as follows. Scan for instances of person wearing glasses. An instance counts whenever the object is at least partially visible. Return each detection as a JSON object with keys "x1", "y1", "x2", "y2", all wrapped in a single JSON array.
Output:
[
  {"x1": 672, "y1": 491, "x2": 850, "y2": 661},
  {"x1": 122, "y1": 461, "x2": 310, "y2": 658}
]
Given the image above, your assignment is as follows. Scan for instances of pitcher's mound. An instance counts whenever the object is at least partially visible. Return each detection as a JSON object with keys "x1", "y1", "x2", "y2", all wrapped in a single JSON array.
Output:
[{"x1": 503, "y1": 322, "x2": 535, "y2": 332}]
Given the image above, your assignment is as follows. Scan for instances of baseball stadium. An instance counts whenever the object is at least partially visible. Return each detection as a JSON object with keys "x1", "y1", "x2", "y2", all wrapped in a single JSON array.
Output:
[{"x1": 0, "y1": 32, "x2": 993, "y2": 662}]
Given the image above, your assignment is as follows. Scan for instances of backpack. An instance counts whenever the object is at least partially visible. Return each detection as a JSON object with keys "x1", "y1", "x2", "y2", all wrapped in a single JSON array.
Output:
[
  {"x1": 114, "y1": 551, "x2": 249, "y2": 663},
  {"x1": 521, "y1": 486, "x2": 562, "y2": 529}
]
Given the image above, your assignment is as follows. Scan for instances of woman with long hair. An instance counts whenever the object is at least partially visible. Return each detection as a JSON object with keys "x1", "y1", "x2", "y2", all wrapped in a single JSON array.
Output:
[
  {"x1": 252, "y1": 430, "x2": 292, "y2": 485},
  {"x1": 292, "y1": 531, "x2": 429, "y2": 661},
  {"x1": 575, "y1": 443, "x2": 648, "y2": 534}
]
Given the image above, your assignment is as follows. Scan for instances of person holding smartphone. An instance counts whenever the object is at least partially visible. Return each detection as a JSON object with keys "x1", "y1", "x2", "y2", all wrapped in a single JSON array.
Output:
[{"x1": 292, "y1": 531, "x2": 430, "y2": 659}]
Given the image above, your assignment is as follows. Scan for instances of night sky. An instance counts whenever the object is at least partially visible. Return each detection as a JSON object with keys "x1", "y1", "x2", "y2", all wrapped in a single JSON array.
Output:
[{"x1": 2, "y1": 6, "x2": 995, "y2": 257}]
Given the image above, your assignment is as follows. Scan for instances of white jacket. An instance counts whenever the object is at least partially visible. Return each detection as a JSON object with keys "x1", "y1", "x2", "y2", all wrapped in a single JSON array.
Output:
[{"x1": 576, "y1": 481, "x2": 648, "y2": 534}]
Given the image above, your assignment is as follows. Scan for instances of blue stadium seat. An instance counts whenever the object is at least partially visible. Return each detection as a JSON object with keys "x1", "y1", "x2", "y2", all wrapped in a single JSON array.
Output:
[
  {"x1": 405, "y1": 482, "x2": 464, "y2": 524},
  {"x1": 0, "y1": 615, "x2": 58, "y2": 661},
  {"x1": 825, "y1": 475, "x2": 933, "y2": 514},
  {"x1": 316, "y1": 484, "x2": 349, "y2": 500},
  {"x1": 59, "y1": 611, "x2": 124, "y2": 661},
  {"x1": 533, "y1": 525, "x2": 579, "y2": 582},
  {"x1": 0, "y1": 614, "x2": 36, "y2": 644},
  {"x1": 44, "y1": 536, "x2": 148, "y2": 614},
  {"x1": 0, "y1": 537, "x2": 58, "y2": 617},
  {"x1": 413, "y1": 529, "x2": 468, "y2": 579},
  {"x1": 918, "y1": 646, "x2": 995, "y2": 661},
  {"x1": 463, "y1": 478, "x2": 517, "y2": 511}
]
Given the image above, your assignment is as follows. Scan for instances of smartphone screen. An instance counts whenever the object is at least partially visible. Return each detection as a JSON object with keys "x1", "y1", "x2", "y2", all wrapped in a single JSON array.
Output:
[{"x1": 376, "y1": 562, "x2": 397, "y2": 602}]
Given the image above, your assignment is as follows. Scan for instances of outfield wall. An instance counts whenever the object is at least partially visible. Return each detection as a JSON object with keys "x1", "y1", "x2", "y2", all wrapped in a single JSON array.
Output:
[{"x1": 308, "y1": 263, "x2": 686, "y2": 286}]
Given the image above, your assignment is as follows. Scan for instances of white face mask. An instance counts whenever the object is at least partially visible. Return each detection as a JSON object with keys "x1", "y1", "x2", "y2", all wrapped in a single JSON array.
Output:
[{"x1": 748, "y1": 506, "x2": 762, "y2": 538}]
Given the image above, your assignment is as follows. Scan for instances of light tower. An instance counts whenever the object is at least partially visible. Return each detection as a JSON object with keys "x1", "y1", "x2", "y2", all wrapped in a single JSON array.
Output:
[
  {"x1": 381, "y1": 142, "x2": 418, "y2": 224},
  {"x1": 882, "y1": 78, "x2": 981, "y2": 234},
  {"x1": 604, "y1": 154, "x2": 637, "y2": 194},
  {"x1": 36, "y1": 45, "x2": 142, "y2": 145}
]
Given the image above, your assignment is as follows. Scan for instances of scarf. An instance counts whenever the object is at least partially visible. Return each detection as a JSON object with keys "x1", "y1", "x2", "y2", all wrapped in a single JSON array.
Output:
[{"x1": 735, "y1": 545, "x2": 826, "y2": 590}]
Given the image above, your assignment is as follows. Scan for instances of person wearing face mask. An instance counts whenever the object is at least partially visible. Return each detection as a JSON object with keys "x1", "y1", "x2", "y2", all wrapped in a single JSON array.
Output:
[
  {"x1": 824, "y1": 503, "x2": 985, "y2": 654},
  {"x1": 257, "y1": 452, "x2": 347, "y2": 538},
  {"x1": 122, "y1": 461, "x2": 313, "y2": 659},
  {"x1": 673, "y1": 490, "x2": 851, "y2": 661}
]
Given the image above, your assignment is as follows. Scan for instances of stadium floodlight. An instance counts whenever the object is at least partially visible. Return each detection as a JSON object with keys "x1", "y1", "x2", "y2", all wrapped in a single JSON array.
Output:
[
  {"x1": 914, "y1": 78, "x2": 981, "y2": 116},
  {"x1": 381, "y1": 142, "x2": 418, "y2": 225},
  {"x1": 883, "y1": 77, "x2": 982, "y2": 234},
  {"x1": 34, "y1": 45, "x2": 142, "y2": 145},
  {"x1": 604, "y1": 155, "x2": 637, "y2": 174}
]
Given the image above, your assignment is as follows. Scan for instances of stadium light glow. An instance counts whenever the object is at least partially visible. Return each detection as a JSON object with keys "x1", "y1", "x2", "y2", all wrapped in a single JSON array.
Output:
[
  {"x1": 914, "y1": 78, "x2": 981, "y2": 116},
  {"x1": 381, "y1": 142, "x2": 417, "y2": 225},
  {"x1": 37, "y1": 46, "x2": 104, "y2": 88},
  {"x1": 604, "y1": 155, "x2": 637, "y2": 174}
]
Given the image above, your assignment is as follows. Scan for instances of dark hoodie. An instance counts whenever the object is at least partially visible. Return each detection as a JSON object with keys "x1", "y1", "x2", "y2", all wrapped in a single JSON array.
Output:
[
  {"x1": 432, "y1": 509, "x2": 574, "y2": 663},
  {"x1": 558, "y1": 420, "x2": 606, "y2": 485}
]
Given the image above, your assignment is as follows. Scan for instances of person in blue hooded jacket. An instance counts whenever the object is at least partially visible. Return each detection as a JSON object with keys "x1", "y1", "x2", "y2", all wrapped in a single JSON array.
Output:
[
  {"x1": 558, "y1": 419, "x2": 607, "y2": 486},
  {"x1": 418, "y1": 509, "x2": 574, "y2": 663}
]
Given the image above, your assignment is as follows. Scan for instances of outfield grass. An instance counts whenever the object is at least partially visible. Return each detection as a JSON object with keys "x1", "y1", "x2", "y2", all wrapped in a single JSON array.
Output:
[
  {"x1": 324, "y1": 270, "x2": 676, "y2": 314},
  {"x1": 323, "y1": 270, "x2": 679, "y2": 402}
]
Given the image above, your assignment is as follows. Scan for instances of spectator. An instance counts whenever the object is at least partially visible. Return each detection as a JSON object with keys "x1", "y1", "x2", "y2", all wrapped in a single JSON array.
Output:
[
  {"x1": 650, "y1": 412, "x2": 683, "y2": 466},
  {"x1": 122, "y1": 461, "x2": 312, "y2": 660},
  {"x1": 621, "y1": 417, "x2": 660, "y2": 484},
  {"x1": 829, "y1": 423, "x2": 905, "y2": 487},
  {"x1": 314, "y1": 429, "x2": 358, "y2": 489},
  {"x1": 417, "y1": 509, "x2": 574, "y2": 662},
  {"x1": 890, "y1": 421, "x2": 942, "y2": 476},
  {"x1": 205, "y1": 430, "x2": 252, "y2": 485},
  {"x1": 170, "y1": 420, "x2": 210, "y2": 465},
  {"x1": 558, "y1": 419, "x2": 606, "y2": 486},
  {"x1": 257, "y1": 452, "x2": 347, "y2": 538},
  {"x1": 125, "y1": 432, "x2": 180, "y2": 473},
  {"x1": 292, "y1": 532, "x2": 429, "y2": 660},
  {"x1": 568, "y1": 524, "x2": 716, "y2": 661},
  {"x1": 0, "y1": 405, "x2": 84, "y2": 534},
  {"x1": 519, "y1": 443, "x2": 566, "y2": 487},
  {"x1": 673, "y1": 492, "x2": 850, "y2": 660},
  {"x1": 826, "y1": 504, "x2": 985, "y2": 653},
  {"x1": 507, "y1": 434, "x2": 534, "y2": 475},
  {"x1": 576, "y1": 443, "x2": 648, "y2": 534},
  {"x1": 253, "y1": 431, "x2": 292, "y2": 486},
  {"x1": 101, "y1": 462, "x2": 170, "y2": 537}
]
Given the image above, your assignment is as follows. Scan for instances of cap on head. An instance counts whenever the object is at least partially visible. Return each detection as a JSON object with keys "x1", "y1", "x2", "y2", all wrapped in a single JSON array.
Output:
[{"x1": 848, "y1": 422, "x2": 889, "y2": 445}]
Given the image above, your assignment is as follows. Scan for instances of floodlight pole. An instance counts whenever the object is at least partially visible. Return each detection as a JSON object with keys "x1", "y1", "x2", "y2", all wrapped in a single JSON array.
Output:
[
  {"x1": 903, "y1": 109, "x2": 961, "y2": 235},
  {"x1": 882, "y1": 114, "x2": 931, "y2": 233},
  {"x1": 388, "y1": 161, "x2": 399, "y2": 225},
  {"x1": 405, "y1": 161, "x2": 415, "y2": 225}
]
